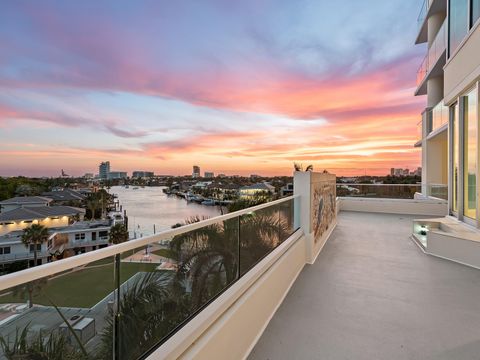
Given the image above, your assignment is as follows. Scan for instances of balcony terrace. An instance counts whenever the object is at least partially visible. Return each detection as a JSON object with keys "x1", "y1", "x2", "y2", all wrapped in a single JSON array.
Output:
[
  {"x1": 415, "y1": 20, "x2": 446, "y2": 95},
  {"x1": 415, "y1": 0, "x2": 447, "y2": 45},
  {"x1": 0, "y1": 173, "x2": 471, "y2": 360}
]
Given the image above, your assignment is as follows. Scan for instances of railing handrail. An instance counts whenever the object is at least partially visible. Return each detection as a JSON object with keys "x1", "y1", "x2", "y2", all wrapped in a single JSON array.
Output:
[
  {"x1": 0, "y1": 195, "x2": 298, "y2": 292},
  {"x1": 337, "y1": 183, "x2": 421, "y2": 187}
]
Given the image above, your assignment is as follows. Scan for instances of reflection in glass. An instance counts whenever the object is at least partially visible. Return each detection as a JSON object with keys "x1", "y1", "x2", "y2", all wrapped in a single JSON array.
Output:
[
  {"x1": 449, "y1": 0, "x2": 469, "y2": 55},
  {"x1": 0, "y1": 258, "x2": 115, "y2": 359},
  {"x1": 116, "y1": 218, "x2": 240, "y2": 359},
  {"x1": 463, "y1": 90, "x2": 477, "y2": 219},
  {"x1": 453, "y1": 103, "x2": 459, "y2": 212}
]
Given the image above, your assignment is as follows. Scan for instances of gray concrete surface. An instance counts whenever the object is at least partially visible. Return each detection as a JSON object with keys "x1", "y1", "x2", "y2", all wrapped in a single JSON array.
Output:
[{"x1": 249, "y1": 212, "x2": 480, "y2": 360}]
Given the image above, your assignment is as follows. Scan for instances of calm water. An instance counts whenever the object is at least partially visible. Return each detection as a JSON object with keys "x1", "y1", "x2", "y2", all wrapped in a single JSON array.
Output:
[{"x1": 110, "y1": 186, "x2": 222, "y2": 237}]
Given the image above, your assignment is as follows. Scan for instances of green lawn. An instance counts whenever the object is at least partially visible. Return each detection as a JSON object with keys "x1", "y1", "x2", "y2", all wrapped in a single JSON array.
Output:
[
  {"x1": 0, "y1": 262, "x2": 157, "y2": 308},
  {"x1": 151, "y1": 248, "x2": 176, "y2": 259},
  {"x1": 84, "y1": 250, "x2": 136, "y2": 267}
]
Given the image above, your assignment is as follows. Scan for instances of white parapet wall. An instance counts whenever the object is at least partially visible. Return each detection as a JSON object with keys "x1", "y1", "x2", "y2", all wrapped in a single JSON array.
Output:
[
  {"x1": 427, "y1": 231, "x2": 480, "y2": 269},
  {"x1": 338, "y1": 197, "x2": 448, "y2": 216}
]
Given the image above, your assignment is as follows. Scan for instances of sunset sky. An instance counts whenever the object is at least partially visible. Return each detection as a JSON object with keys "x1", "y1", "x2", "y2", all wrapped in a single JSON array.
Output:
[{"x1": 0, "y1": 0, "x2": 426, "y2": 177}]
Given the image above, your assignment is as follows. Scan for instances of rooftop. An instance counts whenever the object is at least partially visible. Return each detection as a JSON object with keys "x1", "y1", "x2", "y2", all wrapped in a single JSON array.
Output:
[
  {"x1": 0, "y1": 206, "x2": 85, "y2": 222},
  {"x1": 41, "y1": 189, "x2": 86, "y2": 201},
  {"x1": 249, "y1": 211, "x2": 480, "y2": 360},
  {"x1": 0, "y1": 196, "x2": 52, "y2": 206}
]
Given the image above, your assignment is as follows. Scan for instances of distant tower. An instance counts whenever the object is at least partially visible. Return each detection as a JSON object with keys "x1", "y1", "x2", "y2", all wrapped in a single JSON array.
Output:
[
  {"x1": 61, "y1": 169, "x2": 69, "y2": 177},
  {"x1": 99, "y1": 161, "x2": 111, "y2": 180},
  {"x1": 192, "y1": 165, "x2": 200, "y2": 178}
]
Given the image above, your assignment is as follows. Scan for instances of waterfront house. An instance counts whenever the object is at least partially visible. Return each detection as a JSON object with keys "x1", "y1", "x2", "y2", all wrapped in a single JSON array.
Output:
[{"x1": 239, "y1": 182, "x2": 276, "y2": 199}]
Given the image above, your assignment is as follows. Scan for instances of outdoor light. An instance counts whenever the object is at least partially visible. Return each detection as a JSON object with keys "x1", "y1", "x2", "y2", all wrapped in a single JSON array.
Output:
[{"x1": 419, "y1": 225, "x2": 428, "y2": 236}]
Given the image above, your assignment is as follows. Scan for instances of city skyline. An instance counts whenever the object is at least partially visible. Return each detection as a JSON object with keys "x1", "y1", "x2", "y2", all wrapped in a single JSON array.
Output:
[{"x1": 0, "y1": 0, "x2": 425, "y2": 177}]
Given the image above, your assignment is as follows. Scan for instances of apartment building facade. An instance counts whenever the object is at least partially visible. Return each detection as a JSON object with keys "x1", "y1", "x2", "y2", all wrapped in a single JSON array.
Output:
[{"x1": 416, "y1": 0, "x2": 480, "y2": 228}]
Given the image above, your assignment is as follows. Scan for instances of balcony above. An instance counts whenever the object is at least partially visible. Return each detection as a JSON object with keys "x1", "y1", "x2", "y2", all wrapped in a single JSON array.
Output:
[
  {"x1": 416, "y1": 0, "x2": 429, "y2": 44},
  {"x1": 415, "y1": 100, "x2": 448, "y2": 147},
  {"x1": 415, "y1": 0, "x2": 448, "y2": 45},
  {"x1": 415, "y1": 20, "x2": 446, "y2": 95}
]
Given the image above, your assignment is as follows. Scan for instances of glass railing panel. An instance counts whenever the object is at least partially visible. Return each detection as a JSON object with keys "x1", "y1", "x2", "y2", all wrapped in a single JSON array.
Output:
[
  {"x1": 416, "y1": 120, "x2": 423, "y2": 142},
  {"x1": 240, "y1": 204, "x2": 285, "y2": 276},
  {"x1": 416, "y1": 20, "x2": 446, "y2": 88},
  {"x1": 431, "y1": 100, "x2": 449, "y2": 132},
  {"x1": 0, "y1": 257, "x2": 115, "y2": 359},
  {"x1": 116, "y1": 218, "x2": 240, "y2": 359},
  {"x1": 336, "y1": 184, "x2": 421, "y2": 199},
  {"x1": 416, "y1": 55, "x2": 429, "y2": 87},
  {"x1": 279, "y1": 198, "x2": 296, "y2": 238},
  {"x1": 428, "y1": 21, "x2": 446, "y2": 71},
  {"x1": 427, "y1": 184, "x2": 448, "y2": 200},
  {"x1": 417, "y1": 0, "x2": 428, "y2": 31}
]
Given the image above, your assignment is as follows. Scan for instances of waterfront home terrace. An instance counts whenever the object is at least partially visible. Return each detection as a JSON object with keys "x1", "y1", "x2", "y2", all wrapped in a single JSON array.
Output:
[
  {"x1": 0, "y1": 205, "x2": 85, "y2": 230},
  {"x1": 2, "y1": 171, "x2": 472, "y2": 360}
]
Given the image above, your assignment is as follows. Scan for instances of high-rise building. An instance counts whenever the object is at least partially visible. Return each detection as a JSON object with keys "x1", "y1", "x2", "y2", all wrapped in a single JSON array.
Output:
[
  {"x1": 415, "y1": 0, "x2": 479, "y2": 224},
  {"x1": 132, "y1": 171, "x2": 154, "y2": 178},
  {"x1": 108, "y1": 171, "x2": 127, "y2": 179},
  {"x1": 192, "y1": 165, "x2": 200, "y2": 178},
  {"x1": 204, "y1": 172, "x2": 214, "y2": 178},
  {"x1": 99, "y1": 161, "x2": 110, "y2": 180}
]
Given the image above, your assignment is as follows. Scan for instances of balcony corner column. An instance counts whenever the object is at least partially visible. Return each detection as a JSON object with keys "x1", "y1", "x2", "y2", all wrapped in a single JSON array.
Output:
[{"x1": 293, "y1": 171, "x2": 337, "y2": 264}]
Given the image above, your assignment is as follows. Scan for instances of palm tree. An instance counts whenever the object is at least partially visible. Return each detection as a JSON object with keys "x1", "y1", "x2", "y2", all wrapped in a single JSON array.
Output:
[
  {"x1": 12, "y1": 278, "x2": 47, "y2": 308},
  {"x1": 0, "y1": 323, "x2": 87, "y2": 360},
  {"x1": 170, "y1": 217, "x2": 239, "y2": 308},
  {"x1": 108, "y1": 223, "x2": 129, "y2": 245},
  {"x1": 98, "y1": 272, "x2": 187, "y2": 360},
  {"x1": 86, "y1": 197, "x2": 99, "y2": 220},
  {"x1": 170, "y1": 210, "x2": 289, "y2": 308},
  {"x1": 21, "y1": 223, "x2": 48, "y2": 267}
]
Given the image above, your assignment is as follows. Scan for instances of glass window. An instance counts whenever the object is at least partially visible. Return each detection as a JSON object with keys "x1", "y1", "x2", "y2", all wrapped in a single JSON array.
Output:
[
  {"x1": 473, "y1": 0, "x2": 480, "y2": 26},
  {"x1": 74, "y1": 233, "x2": 86, "y2": 240},
  {"x1": 453, "y1": 103, "x2": 459, "y2": 212},
  {"x1": 449, "y1": 0, "x2": 469, "y2": 55},
  {"x1": 30, "y1": 244, "x2": 41, "y2": 252},
  {"x1": 463, "y1": 89, "x2": 478, "y2": 219},
  {"x1": 4, "y1": 247, "x2": 10, "y2": 254}
]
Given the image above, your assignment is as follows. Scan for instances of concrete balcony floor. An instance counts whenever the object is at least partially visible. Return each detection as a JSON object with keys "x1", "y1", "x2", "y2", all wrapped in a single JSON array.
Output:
[{"x1": 249, "y1": 211, "x2": 480, "y2": 360}]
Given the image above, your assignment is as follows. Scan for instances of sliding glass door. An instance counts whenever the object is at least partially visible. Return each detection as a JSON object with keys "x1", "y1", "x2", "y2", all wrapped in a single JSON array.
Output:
[
  {"x1": 450, "y1": 84, "x2": 479, "y2": 226},
  {"x1": 463, "y1": 89, "x2": 478, "y2": 220}
]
